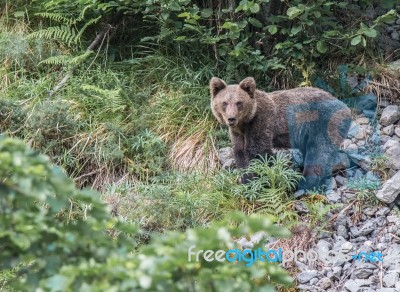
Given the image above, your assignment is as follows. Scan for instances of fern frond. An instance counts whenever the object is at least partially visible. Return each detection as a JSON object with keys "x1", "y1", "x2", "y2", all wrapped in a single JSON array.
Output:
[
  {"x1": 39, "y1": 55, "x2": 72, "y2": 66},
  {"x1": 35, "y1": 12, "x2": 77, "y2": 25},
  {"x1": 29, "y1": 26, "x2": 78, "y2": 46},
  {"x1": 74, "y1": 16, "x2": 102, "y2": 44}
]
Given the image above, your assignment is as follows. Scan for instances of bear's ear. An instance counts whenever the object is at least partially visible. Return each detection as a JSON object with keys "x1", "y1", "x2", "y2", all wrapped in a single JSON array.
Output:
[
  {"x1": 210, "y1": 77, "x2": 227, "y2": 98},
  {"x1": 239, "y1": 77, "x2": 256, "y2": 98}
]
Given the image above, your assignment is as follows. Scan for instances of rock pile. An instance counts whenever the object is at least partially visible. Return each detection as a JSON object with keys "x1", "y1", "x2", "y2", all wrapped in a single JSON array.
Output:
[{"x1": 218, "y1": 96, "x2": 400, "y2": 291}]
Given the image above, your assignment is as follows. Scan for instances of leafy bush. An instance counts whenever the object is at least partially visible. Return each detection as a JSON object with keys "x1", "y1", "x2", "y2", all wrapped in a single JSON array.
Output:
[
  {"x1": 0, "y1": 136, "x2": 293, "y2": 291},
  {"x1": 233, "y1": 153, "x2": 303, "y2": 221}
]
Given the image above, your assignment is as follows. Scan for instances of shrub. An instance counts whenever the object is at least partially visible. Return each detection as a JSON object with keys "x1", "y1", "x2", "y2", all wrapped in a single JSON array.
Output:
[{"x1": 0, "y1": 136, "x2": 293, "y2": 291}]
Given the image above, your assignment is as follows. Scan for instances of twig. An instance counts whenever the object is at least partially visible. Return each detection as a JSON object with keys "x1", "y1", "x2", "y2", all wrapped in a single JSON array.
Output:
[
  {"x1": 389, "y1": 233, "x2": 400, "y2": 241},
  {"x1": 328, "y1": 199, "x2": 357, "y2": 223}
]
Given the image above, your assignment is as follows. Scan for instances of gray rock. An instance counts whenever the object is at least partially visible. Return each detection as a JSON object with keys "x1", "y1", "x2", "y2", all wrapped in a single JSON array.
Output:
[
  {"x1": 344, "y1": 279, "x2": 373, "y2": 292},
  {"x1": 351, "y1": 220, "x2": 376, "y2": 237},
  {"x1": 218, "y1": 147, "x2": 234, "y2": 169},
  {"x1": 381, "y1": 135, "x2": 391, "y2": 145},
  {"x1": 326, "y1": 190, "x2": 341, "y2": 203},
  {"x1": 318, "y1": 277, "x2": 332, "y2": 289},
  {"x1": 392, "y1": 31, "x2": 399, "y2": 40},
  {"x1": 335, "y1": 175, "x2": 348, "y2": 187},
  {"x1": 376, "y1": 288, "x2": 398, "y2": 292},
  {"x1": 383, "y1": 271, "x2": 399, "y2": 287},
  {"x1": 383, "y1": 243, "x2": 400, "y2": 270},
  {"x1": 297, "y1": 270, "x2": 318, "y2": 284},
  {"x1": 347, "y1": 143, "x2": 359, "y2": 153},
  {"x1": 296, "y1": 260, "x2": 309, "y2": 272},
  {"x1": 383, "y1": 140, "x2": 400, "y2": 170},
  {"x1": 309, "y1": 277, "x2": 318, "y2": 285},
  {"x1": 376, "y1": 170, "x2": 400, "y2": 203},
  {"x1": 363, "y1": 206, "x2": 378, "y2": 216},
  {"x1": 337, "y1": 225, "x2": 349, "y2": 239},
  {"x1": 341, "y1": 241, "x2": 353, "y2": 253},
  {"x1": 380, "y1": 105, "x2": 400, "y2": 126},
  {"x1": 293, "y1": 201, "x2": 309, "y2": 215},
  {"x1": 395, "y1": 127, "x2": 400, "y2": 138},
  {"x1": 332, "y1": 266, "x2": 342, "y2": 278},
  {"x1": 376, "y1": 207, "x2": 390, "y2": 216},
  {"x1": 349, "y1": 153, "x2": 372, "y2": 171},
  {"x1": 383, "y1": 124, "x2": 395, "y2": 135},
  {"x1": 348, "y1": 122, "x2": 368, "y2": 140},
  {"x1": 356, "y1": 117, "x2": 370, "y2": 125},
  {"x1": 354, "y1": 268, "x2": 373, "y2": 279}
]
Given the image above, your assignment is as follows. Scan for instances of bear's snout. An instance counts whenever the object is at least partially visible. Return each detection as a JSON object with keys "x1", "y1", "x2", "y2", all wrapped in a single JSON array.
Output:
[{"x1": 227, "y1": 117, "x2": 237, "y2": 125}]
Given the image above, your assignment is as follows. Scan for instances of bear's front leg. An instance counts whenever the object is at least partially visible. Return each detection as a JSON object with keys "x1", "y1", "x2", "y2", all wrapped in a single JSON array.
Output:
[{"x1": 240, "y1": 129, "x2": 274, "y2": 184}]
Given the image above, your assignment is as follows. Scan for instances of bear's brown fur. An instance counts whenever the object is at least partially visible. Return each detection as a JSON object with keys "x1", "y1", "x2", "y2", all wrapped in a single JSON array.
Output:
[{"x1": 210, "y1": 77, "x2": 352, "y2": 192}]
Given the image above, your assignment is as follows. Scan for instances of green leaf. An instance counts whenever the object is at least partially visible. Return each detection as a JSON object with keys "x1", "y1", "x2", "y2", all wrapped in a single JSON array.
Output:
[
  {"x1": 287, "y1": 7, "x2": 303, "y2": 19},
  {"x1": 201, "y1": 8, "x2": 213, "y2": 18},
  {"x1": 363, "y1": 27, "x2": 378, "y2": 38},
  {"x1": 178, "y1": 12, "x2": 190, "y2": 18},
  {"x1": 250, "y1": 3, "x2": 260, "y2": 13},
  {"x1": 14, "y1": 11, "x2": 25, "y2": 18},
  {"x1": 222, "y1": 21, "x2": 233, "y2": 29},
  {"x1": 169, "y1": 2, "x2": 182, "y2": 11},
  {"x1": 313, "y1": 11, "x2": 321, "y2": 18},
  {"x1": 374, "y1": 9, "x2": 397, "y2": 24},
  {"x1": 290, "y1": 26, "x2": 302, "y2": 36},
  {"x1": 351, "y1": 35, "x2": 362, "y2": 46},
  {"x1": 249, "y1": 18, "x2": 262, "y2": 28},
  {"x1": 316, "y1": 40, "x2": 327, "y2": 53},
  {"x1": 267, "y1": 25, "x2": 278, "y2": 35}
]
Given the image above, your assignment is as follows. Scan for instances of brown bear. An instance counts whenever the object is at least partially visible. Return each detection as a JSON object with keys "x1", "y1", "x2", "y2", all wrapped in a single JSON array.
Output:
[{"x1": 210, "y1": 77, "x2": 352, "y2": 194}]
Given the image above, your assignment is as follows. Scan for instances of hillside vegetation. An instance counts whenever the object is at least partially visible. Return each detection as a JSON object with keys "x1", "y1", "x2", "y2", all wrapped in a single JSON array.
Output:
[{"x1": 1, "y1": 0, "x2": 400, "y2": 290}]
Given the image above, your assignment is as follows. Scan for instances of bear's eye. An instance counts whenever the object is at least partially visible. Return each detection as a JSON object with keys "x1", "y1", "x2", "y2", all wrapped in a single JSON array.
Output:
[
  {"x1": 236, "y1": 101, "x2": 243, "y2": 108},
  {"x1": 222, "y1": 102, "x2": 228, "y2": 107}
]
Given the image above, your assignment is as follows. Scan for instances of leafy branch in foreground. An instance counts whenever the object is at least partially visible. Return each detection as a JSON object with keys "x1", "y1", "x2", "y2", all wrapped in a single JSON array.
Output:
[{"x1": 0, "y1": 136, "x2": 292, "y2": 291}]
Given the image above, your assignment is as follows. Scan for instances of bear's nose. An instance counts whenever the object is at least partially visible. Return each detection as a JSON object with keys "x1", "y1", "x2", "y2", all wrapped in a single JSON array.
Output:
[{"x1": 228, "y1": 118, "x2": 236, "y2": 124}]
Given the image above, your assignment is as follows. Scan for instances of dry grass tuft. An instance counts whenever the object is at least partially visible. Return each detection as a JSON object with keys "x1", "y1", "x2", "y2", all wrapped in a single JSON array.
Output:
[{"x1": 362, "y1": 65, "x2": 400, "y2": 105}]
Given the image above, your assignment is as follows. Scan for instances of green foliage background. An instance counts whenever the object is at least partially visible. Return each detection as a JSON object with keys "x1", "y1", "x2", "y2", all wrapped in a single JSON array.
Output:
[{"x1": 1, "y1": 0, "x2": 400, "y2": 290}]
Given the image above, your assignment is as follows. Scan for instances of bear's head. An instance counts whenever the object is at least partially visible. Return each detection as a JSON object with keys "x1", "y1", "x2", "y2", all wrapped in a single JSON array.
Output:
[{"x1": 210, "y1": 77, "x2": 257, "y2": 128}]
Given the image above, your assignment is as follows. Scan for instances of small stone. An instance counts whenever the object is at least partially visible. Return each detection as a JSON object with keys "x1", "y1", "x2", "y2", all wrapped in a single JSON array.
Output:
[
  {"x1": 391, "y1": 31, "x2": 399, "y2": 40},
  {"x1": 380, "y1": 105, "x2": 400, "y2": 126},
  {"x1": 376, "y1": 207, "x2": 390, "y2": 216},
  {"x1": 347, "y1": 143, "x2": 359, "y2": 153},
  {"x1": 332, "y1": 266, "x2": 342, "y2": 278},
  {"x1": 356, "y1": 140, "x2": 366, "y2": 147},
  {"x1": 344, "y1": 279, "x2": 373, "y2": 292},
  {"x1": 341, "y1": 241, "x2": 353, "y2": 253},
  {"x1": 363, "y1": 206, "x2": 378, "y2": 216},
  {"x1": 293, "y1": 201, "x2": 309, "y2": 214},
  {"x1": 296, "y1": 261, "x2": 309, "y2": 272},
  {"x1": 309, "y1": 277, "x2": 318, "y2": 285},
  {"x1": 250, "y1": 231, "x2": 265, "y2": 244},
  {"x1": 342, "y1": 139, "x2": 353, "y2": 148},
  {"x1": 297, "y1": 270, "x2": 318, "y2": 284},
  {"x1": 364, "y1": 240, "x2": 373, "y2": 247},
  {"x1": 376, "y1": 170, "x2": 400, "y2": 203},
  {"x1": 335, "y1": 175, "x2": 348, "y2": 186},
  {"x1": 383, "y1": 271, "x2": 398, "y2": 287},
  {"x1": 383, "y1": 124, "x2": 395, "y2": 135},
  {"x1": 395, "y1": 127, "x2": 400, "y2": 138},
  {"x1": 356, "y1": 117, "x2": 370, "y2": 125},
  {"x1": 349, "y1": 153, "x2": 372, "y2": 171},
  {"x1": 318, "y1": 277, "x2": 332, "y2": 289},
  {"x1": 354, "y1": 268, "x2": 373, "y2": 279},
  {"x1": 337, "y1": 225, "x2": 349, "y2": 239},
  {"x1": 383, "y1": 140, "x2": 400, "y2": 170},
  {"x1": 326, "y1": 190, "x2": 340, "y2": 203}
]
